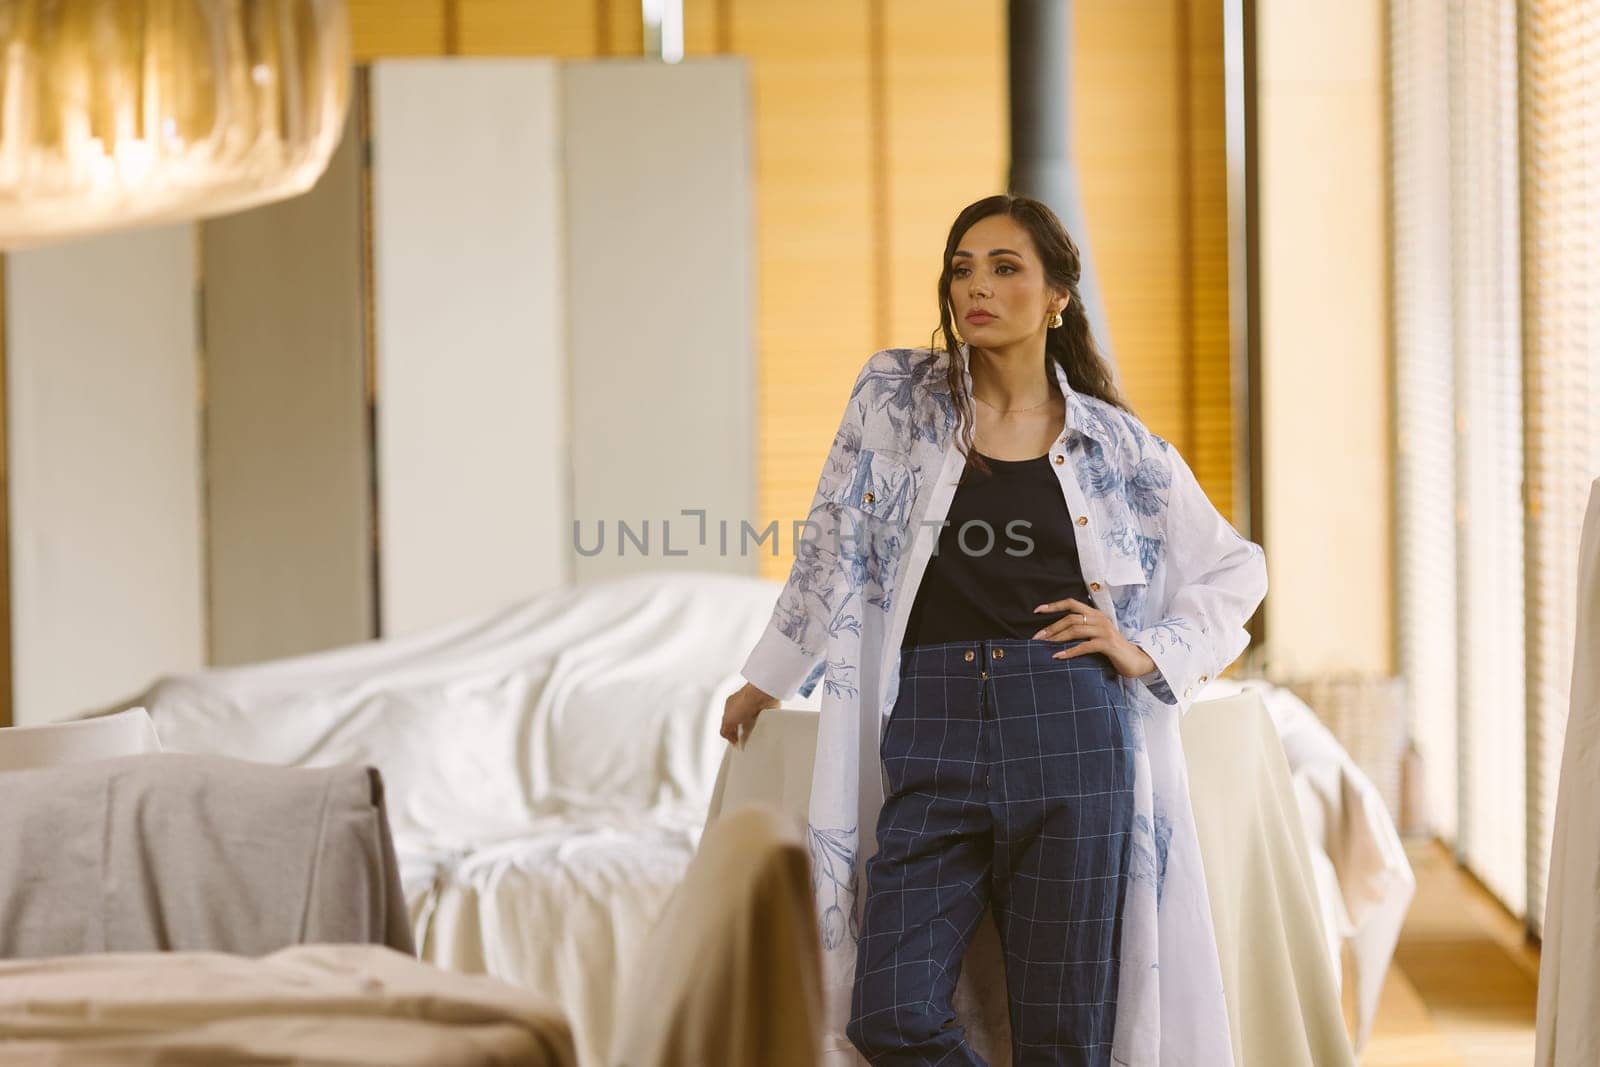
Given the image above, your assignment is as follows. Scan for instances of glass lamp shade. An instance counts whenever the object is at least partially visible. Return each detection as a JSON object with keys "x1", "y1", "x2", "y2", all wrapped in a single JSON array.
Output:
[{"x1": 0, "y1": 1, "x2": 350, "y2": 249}]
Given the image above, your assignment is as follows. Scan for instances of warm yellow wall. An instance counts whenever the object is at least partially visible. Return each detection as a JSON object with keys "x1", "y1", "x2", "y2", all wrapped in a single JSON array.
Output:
[
  {"x1": 348, "y1": 0, "x2": 681, "y2": 57},
  {"x1": 1076, "y1": 0, "x2": 1234, "y2": 519},
  {"x1": 348, "y1": 1, "x2": 448, "y2": 56},
  {"x1": 1077, "y1": 4, "x2": 1189, "y2": 444},
  {"x1": 1182, "y1": 0, "x2": 1236, "y2": 520},
  {"x1": 1258, "y1": 0, "x2": 1393, "y2": 676},
  {"x1": 731, "y1": 1, "x2": 879, "y2": 576},
  {"x1": 880, "y1": 2, "x2": 1008, "y2": 351},
  {"x1": 346, "y1": 0, "x2": 1237, "y2": 580}
]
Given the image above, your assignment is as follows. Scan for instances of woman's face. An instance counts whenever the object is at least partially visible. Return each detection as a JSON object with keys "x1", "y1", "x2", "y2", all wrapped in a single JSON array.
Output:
[{"x1": 948, "y1": 214, "x2": 1066, "y2": 347}]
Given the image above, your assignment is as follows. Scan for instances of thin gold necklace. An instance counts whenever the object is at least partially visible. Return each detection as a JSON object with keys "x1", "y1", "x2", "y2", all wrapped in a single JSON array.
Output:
[{"x1": 974, "y1": 391, "x2": 1054, "y2": 415}]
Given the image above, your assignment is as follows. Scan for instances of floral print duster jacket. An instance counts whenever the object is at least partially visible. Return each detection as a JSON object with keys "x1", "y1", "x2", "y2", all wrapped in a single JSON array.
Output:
[{"x1": 739, "y1": 344, "x2": 1268, "y2": 1065}]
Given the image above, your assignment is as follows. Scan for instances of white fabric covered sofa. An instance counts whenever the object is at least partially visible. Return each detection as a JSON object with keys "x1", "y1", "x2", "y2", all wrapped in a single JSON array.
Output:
[
  {"x1": 121, "y1": 571, "x2": 817, "y2": 1067},
  {"x1": 116, "y1": 570, "x2": 1408, "y2": 1064}
]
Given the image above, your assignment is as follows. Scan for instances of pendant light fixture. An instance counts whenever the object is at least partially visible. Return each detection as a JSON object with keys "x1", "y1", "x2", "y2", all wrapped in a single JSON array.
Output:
[{"x1": 0, "y1": 1, "x2": 350, "y2": 249}]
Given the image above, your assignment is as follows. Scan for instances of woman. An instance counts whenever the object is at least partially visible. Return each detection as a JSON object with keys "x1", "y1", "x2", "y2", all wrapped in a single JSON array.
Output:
[{"x1": 721, "y1": 194, "x2": 1267, "y2": 1066}]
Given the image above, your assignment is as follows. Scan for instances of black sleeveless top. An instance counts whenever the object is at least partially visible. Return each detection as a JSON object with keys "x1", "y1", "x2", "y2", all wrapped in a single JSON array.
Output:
[{"x1": 900, "y1": 448, "x2": 1093, "y2": 648}]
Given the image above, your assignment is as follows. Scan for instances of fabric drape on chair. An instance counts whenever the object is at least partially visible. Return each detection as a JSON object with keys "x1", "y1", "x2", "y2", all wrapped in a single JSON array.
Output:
[
  {"x1": 617, "y1": 803, "x2": 824, "y2": 1067},
  {"x1": 0, "y1": 753, "x2": 413, "y2": 958}
]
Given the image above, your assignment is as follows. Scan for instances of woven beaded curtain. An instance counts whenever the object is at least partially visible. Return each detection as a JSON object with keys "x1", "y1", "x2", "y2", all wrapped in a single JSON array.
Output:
[
  {"x1": 1393, "y1": 0, "x2": 1600, "y2": 928},
  {"x1": 1518, "y1": 0, "x2": 1600, "y2": 936},
  {"x1": 1391, "y1": 0, "x2": 1526, "y2": 915},
  {"x1": 1390, "y1": 0, "x2": 1460, "y2": 845},
  {"x1": 1448, "y1": 0, "x2": 1527, "y2": 919}
]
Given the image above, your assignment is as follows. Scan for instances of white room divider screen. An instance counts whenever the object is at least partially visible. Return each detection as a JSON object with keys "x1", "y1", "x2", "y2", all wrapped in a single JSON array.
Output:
[
  {"x1": 202, "y1": 104, "x2": 374, "y2": 667},
  {"x1": 367, "y1": 59, "x2": 570, "y2": 638},
  {"x1": 2, "y1": 56, "x2": 755, "y2": 719},
  {"x1": 561, "y1": 58, "x2": 755, "y2": 589},
  {"x1": 207, "y1": 56, "x2": 754, "y2": 655},
  {"x1": 4, "y1": 226, "x2": 207, "y2": 726}
]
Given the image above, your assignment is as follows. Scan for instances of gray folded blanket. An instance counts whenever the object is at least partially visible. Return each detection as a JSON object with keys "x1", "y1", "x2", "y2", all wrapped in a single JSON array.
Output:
[{"x1": 0, "y1": 753, "x2": 414, "y2": 959}]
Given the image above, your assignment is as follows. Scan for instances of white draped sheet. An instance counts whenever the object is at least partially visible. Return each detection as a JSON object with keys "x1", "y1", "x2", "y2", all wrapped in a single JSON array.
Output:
[{"x1": 124, "y1": 570, "x2": 1404, "y2": 1064}]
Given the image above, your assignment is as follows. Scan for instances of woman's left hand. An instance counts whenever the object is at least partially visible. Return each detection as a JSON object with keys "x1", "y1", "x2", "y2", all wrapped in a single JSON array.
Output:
[{"x1": 1031, "y1": 597, "x2": 1158, "y2": 679}]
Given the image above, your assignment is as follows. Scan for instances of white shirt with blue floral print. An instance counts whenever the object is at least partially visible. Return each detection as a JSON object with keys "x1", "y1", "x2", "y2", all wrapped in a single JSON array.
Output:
[{"x1": 741, "y1": 344, "x2": 1268, "y2": 1066}]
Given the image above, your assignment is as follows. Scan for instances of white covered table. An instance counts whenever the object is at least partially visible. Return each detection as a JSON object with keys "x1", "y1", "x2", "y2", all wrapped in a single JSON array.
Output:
[{"x1": 708, "y1": 689, "x2": 1355, "y2": 1066}]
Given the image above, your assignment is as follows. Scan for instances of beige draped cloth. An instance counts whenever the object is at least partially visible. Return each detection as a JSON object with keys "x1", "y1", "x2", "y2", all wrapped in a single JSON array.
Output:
[
  {"x1": 612, "y1": 804, "x2": 825, "y2": 1067},
  {"x1": 708, "y1": 691, "x2": 1354, "y2": 1065},
  {"x1": 1182, "y1": 691, "x2": 1355, "y2": 1066},
  {"x1": 0, "y1": 943, "x2": 575, "y2": 1066},
  {"x1": 1536, "y1": 476, "x2": 1600, "y2": 1066}
]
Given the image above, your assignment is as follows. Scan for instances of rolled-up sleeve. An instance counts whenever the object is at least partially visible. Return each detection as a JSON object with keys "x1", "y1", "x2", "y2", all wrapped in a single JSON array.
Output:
[
  {"x1": 1128, "y1": 442, "x2": 1267, "y2": 714},
  {"x1": 739, "y1": 355, "x2": 877, "y2": 701}
]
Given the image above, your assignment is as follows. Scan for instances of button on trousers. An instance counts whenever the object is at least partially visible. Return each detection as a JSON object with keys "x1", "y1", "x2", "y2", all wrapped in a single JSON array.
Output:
[{"x1": 847, "y1": 637, "x2": 1137, "y2": 1067}]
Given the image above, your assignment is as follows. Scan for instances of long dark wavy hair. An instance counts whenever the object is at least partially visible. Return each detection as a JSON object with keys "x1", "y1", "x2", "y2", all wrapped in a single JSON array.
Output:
[{"x1": 931, "y1": 194, "x2": 1129, "y2": 478}]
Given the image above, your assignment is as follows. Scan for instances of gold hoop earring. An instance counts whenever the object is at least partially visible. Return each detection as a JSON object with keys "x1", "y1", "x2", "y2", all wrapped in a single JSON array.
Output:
[{"x1": 1049, "y1": 309, "x2": 1063, "y2": 329}]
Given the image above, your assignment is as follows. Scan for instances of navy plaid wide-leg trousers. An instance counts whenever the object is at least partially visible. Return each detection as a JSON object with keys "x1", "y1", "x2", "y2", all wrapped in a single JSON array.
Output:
[{"x1": 846, "y1": 637, "x2": 1137, "y2": 1067}]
